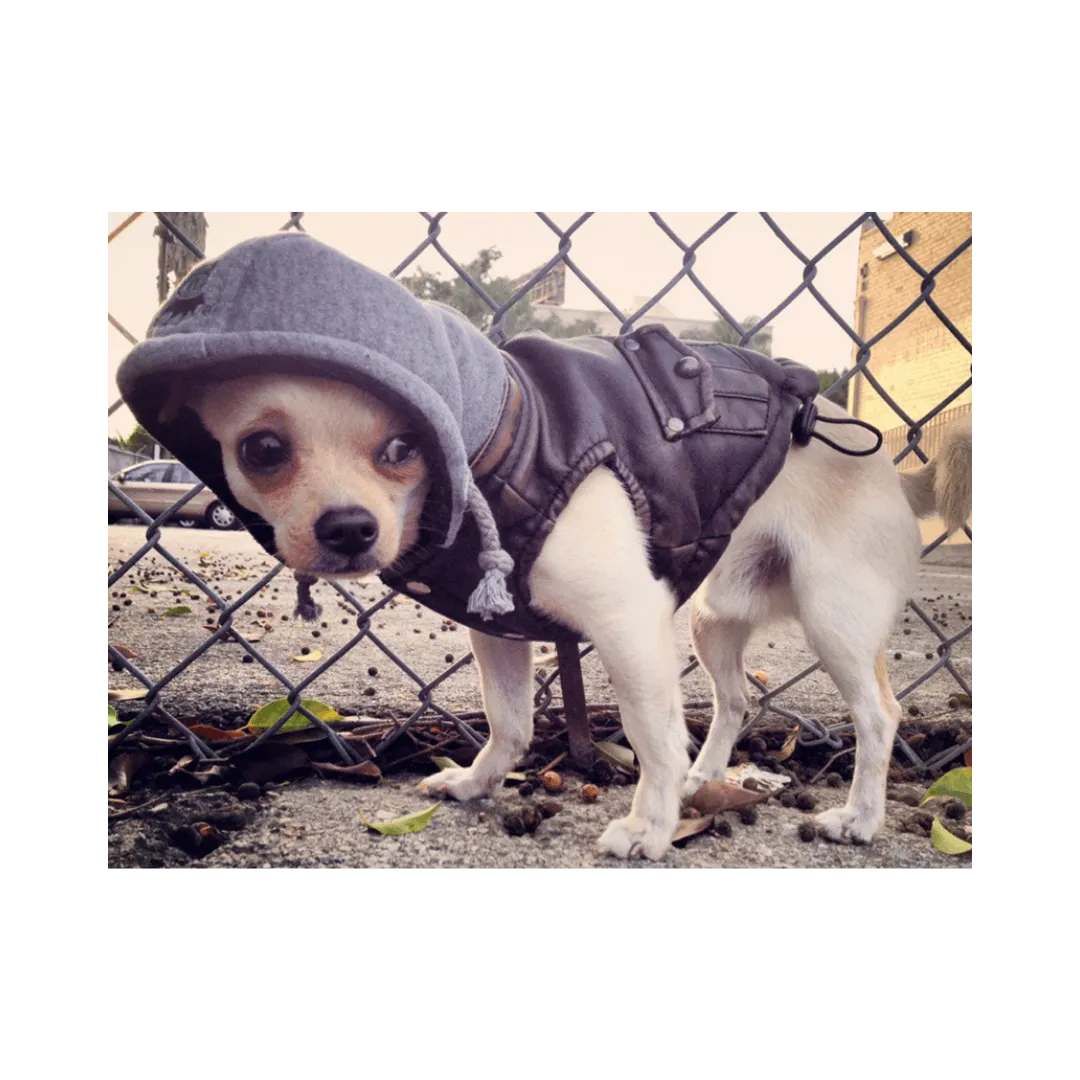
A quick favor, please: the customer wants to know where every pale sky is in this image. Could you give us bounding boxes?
[108,212,863,438]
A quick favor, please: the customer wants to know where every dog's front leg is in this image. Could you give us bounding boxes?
[529,468,689,861]
[418,631,533,801]
[585,596,687,860]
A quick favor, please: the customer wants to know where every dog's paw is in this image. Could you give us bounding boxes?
[417,767,497,802]
[596,815,673,861]
[815,806,881,845]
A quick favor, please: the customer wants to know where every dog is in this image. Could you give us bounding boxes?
[183,371,971,859]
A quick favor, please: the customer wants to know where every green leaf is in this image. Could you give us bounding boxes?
[431,756,459,771]
[108,705,121,728]
[248,697,341,734]
[163,605,192,616]
[922,767,972,809]
[931,818,972,855]
[594,741,636,771]
[360,804,439,835]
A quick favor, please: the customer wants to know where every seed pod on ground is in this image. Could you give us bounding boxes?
[503,813,526,837]
[540,771,563,793]
[738,806,758,826]
[795,791,816,811]
[798,822,817,842]
[538,799,561,819]
[521,807,542,834]
[581,784,600,802]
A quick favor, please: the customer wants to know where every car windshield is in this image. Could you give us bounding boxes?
[170,465,200,484]
[124,463,172,483]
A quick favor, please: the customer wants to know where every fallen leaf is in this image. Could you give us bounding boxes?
[767,727,799,762]
[921,767,972,809]
[672,814,716,845]
[163,606,192,617]
[431,756,459,771]
[248,697,341,734]
[108,705,121,728]
[689,781,769,816]
[231,742,312,785]
[113,644,140,660]
[312,761,382,784]
[168,755,195,775]
[108,752,148,795]
[188,724,250,741]
[360,804,439,835]
[290,647,323,663]
[930,817,972,855]
[505,772,528,783]
[593,741,636,771]
[725,762,791,793]
[107,688,148,703]
[964,747,972,768]
[752,670,769,685]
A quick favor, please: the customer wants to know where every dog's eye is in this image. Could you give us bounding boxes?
[238,431,291,472]
[380,434,421,466]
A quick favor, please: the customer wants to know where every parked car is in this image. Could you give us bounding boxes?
[108,461,238,529]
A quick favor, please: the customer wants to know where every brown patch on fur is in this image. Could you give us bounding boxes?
[875,649,901,722]
[746,540,789,591]
[235,409,299,498]
[373,451,426,487]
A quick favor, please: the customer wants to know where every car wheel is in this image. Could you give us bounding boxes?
[207,501,237,530]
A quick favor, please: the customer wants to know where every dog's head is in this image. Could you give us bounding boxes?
[178,373,431,578]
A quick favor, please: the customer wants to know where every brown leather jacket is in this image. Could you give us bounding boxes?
[381,324,820,642]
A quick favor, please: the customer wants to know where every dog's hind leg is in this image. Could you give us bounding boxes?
[682,530,793,799]
[530,468,689,860]
[418,632,533,801]
[797,577,903,843]
[681,602,753,800]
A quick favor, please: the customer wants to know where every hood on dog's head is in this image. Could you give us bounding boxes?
[115,233,517,620]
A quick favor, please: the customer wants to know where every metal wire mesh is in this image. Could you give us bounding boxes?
[108,212,971,773]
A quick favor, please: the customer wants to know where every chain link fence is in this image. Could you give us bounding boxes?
[108,212,972,775]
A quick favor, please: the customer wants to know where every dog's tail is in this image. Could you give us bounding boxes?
[898,417,972,535]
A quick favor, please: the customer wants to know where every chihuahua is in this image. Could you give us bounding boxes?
[186,371,971,859]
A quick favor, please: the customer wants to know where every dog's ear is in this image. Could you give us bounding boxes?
[158,379,201,424]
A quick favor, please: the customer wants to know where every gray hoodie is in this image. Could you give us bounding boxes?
[117,233,519,619]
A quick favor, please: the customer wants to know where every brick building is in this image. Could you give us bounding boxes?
[847,212,972,543]
[848,213,972,430]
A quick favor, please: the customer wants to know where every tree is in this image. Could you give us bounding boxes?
[398,248,600,340]
[679,315,773,356]
[155,213,207,302]
[114,424,157,456]
[817,368,849,407]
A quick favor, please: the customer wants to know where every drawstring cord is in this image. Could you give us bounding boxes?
[792,400,884,458]
[464,476,516,620]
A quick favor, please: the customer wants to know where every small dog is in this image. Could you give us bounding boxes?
[186,371,971,859]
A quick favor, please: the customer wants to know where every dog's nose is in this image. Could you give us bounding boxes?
[314,507,380,556]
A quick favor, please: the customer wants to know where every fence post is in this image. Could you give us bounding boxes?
[556,640,593,770]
